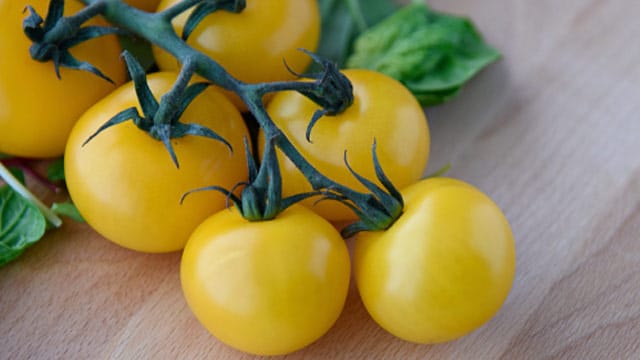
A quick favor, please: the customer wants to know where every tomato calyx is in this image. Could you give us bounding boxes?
[184,136,321,222]
[82,51,232,168]
[322,140,404,238]
[22,0,120,83]
[284,50,354,142]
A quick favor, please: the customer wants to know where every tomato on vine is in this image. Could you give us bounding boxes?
[65,71,250,253]
[181,204,351,356]
[0,0,126,158]
[353,178,516,344]
[262,69,430,222]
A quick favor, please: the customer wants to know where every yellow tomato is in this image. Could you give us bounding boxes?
[152,0,320,109]
[261,69,430,222]
[65,72,250,253]
[354,177,516,343]
[0,0,126,158]
[181,205,351,356]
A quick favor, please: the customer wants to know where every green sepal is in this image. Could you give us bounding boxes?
[180,138,252,211]
[254,136,324,218]
[305,109,330,143]
[260,137,281,219]
[123,51,159,117]
[244,137,258,181]
[82,107,142,147]
[291,50,354,142]
[52,48,116,83]
[173,82,210,119]
[83,51,232,168]
[182,0,246,40]
[180,184,244,210]
[370,139,403,206]
[21,0,63,40]
[182,136,321,222]
[325,141,404,238]
[23,1,120,83]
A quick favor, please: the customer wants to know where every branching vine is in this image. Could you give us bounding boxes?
[23,0,406,235]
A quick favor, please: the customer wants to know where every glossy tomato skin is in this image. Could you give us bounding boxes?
[181,205,351,356]
[153,0,320,109]
[65,72,250,253]
[354,178,516,344]
[0,0,126,158]
[262,69,430,222]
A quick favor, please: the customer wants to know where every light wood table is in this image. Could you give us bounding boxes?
[2,0,640,358]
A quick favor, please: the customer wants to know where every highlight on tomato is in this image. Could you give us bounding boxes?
[181,204,351,356]
[353,177,516,344]
[0,0,126,158]
[262,68,430,222]
[64,71,250,253]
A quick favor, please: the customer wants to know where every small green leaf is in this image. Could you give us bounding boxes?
[0,186,47,267]
[346,3,500,106]
[47,157,65,182]
[51,202,85,223]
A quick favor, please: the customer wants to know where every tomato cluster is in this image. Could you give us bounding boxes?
[3,0,515,356]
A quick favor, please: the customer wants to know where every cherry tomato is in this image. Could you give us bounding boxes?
[261,69,430,222]
[0,0,126,158]
[181,204,351,356]
[152,0,320,109]
[353,178,516,344]
[65,72,250,253]
[124,0,161,12]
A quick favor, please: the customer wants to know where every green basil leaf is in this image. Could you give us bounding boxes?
[315,0,399,68]
[51,202,85,223]
[0,186,47,267]
[346,2,500,106]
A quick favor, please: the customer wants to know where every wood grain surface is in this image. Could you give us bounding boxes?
[2,0,640,359]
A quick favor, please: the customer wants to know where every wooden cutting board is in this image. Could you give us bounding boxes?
[2,0,640,358]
